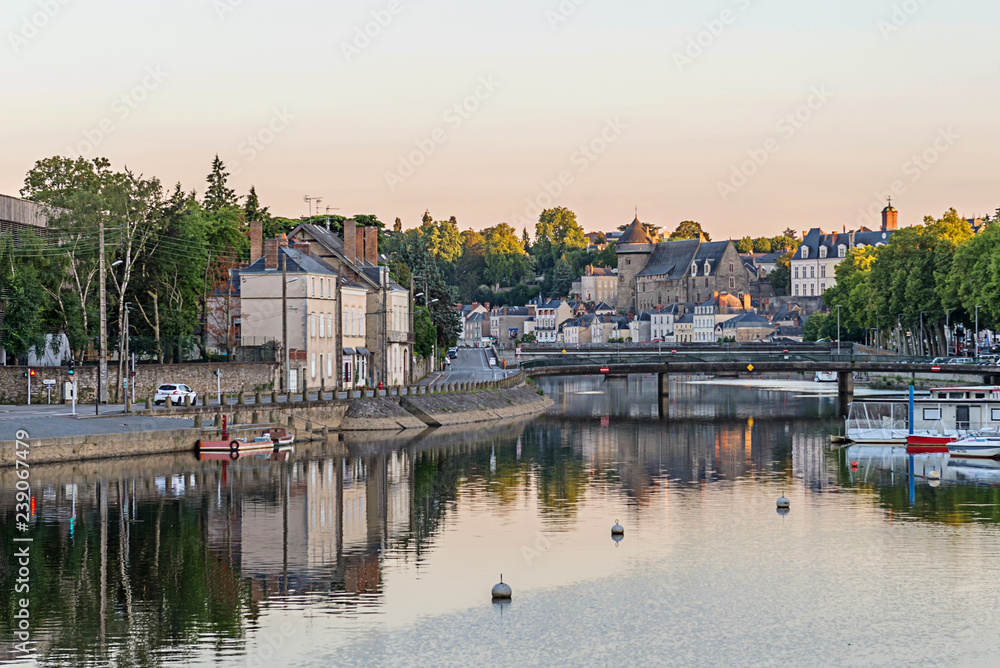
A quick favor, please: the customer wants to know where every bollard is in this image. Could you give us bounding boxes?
[347,388,355,400]
[194,416,202,428]
[288,415,295,427]
[165,396,173,409]
[184,395,192,407]
[238,392,246,405]
[145,396,152,410]
[271,391,278,404]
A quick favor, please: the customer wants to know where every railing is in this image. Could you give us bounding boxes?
[519,352,999,370]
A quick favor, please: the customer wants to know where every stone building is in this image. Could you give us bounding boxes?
[616,216,750,314]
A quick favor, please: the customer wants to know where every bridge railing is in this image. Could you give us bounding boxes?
[519,353,992,370]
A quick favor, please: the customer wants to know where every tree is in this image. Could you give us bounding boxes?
[671,220,710,241]
[414,306,436,358]
[770,235,796,252]
[533,207,586,274]
[752,237,772,253]
[455,230,487,302]
[594,242,617,268]
[484,223,532,287]
[394,217,402,233]
[203,155,238,211]
[243,186,270,225]
[782,228,798,241]
[550,259,574,298]
[735,236,754,253]
[0,235,47,360]
[419,214,462,263]
[803,313,828,342]
[769,249,795,294]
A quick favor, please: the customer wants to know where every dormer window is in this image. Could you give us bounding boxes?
[691,263,698,276]
[801,247,809,259]
[819,246,827,259]
[704,261,711,274]
[838,245,846,258]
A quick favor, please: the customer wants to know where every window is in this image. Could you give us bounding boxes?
[309,314,315,337]
[838,245,846,258]
[809,284,815,296]
[801,247,808,259]
[311,353,316,378]
[809,266,814,278]
[794,267,799,279]
[992,409,1000,421]
[820,265,826,278]
[327,314,333,338]
[704,262,711,274]
[729,278,735,289]
[820,282,826,292]
[319,314,325,338]
[327,355,333,378]
[704,278,709,287]
[691,263,697,276]
[819,246,827,259]
[311,278,315,297]
[320,280,324,298]
[729,263,734,273]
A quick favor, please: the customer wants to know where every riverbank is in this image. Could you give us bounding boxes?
[0,383,552,466]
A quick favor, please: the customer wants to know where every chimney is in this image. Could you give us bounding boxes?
[364,226,378,266]
[250,221,263,264]
[298,241,310,256]
[743,293,751,311]
[344,218,357,263]
[849,231,855,247]
[278,233,288,249]
[713,290,719,301]
[264,239,279,270]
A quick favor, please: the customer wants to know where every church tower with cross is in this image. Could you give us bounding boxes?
[881,196,898,232]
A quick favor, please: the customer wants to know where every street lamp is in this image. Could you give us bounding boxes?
[975,305,981,359]
[945,308,955,356]
[919,311,927,358]
[876,315,888,359]
[897,313,903,355]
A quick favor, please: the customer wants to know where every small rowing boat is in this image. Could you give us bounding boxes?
[263,427,294,446]
[948,436,1000,459]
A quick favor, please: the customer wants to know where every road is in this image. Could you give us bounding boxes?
[420,347,516,386]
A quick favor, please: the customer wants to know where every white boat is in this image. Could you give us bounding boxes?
[948,435,1000,459]
[846,386,1000,444]
[814,371,838,382]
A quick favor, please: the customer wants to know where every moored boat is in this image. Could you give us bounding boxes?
[263,427,294,446]
[198,435,274,454]
[948,436,1000,459]
[905,434,953,454]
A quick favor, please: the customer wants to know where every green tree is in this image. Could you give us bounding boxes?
[203,155,238,211]
[484,223,532,287]
[735,236,754,253]
[752,237,772,252]
[243,185,270,225]
[414,306,436,358]
[803,313,828,342]
[594,242,617,268]
[533,207,586,274]
[770,235,796,252]
[550,259,574,298]
[0,239,47,359]
[671,220,710,241]
[456,230,487,302]
[769,249,795,294]
[419,214,462,262]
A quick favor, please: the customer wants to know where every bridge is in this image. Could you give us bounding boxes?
[519,350,1000,397]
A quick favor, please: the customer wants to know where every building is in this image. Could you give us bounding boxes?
[535,300,574,343]
[572,266,618,304]
[650,303,687,342]
[693,292,749,342]
[674,313,695,342]
[464,311,490,345]
[562,315,596,345]
[715,313,775,342]
[490,306,531,346]
[240,238,340,391]
[616,216,750,313]
[629,311,652,343]
[284,219,414,388]
[457,303,489,344]
[1,194,55,364]
[790,205,897,298]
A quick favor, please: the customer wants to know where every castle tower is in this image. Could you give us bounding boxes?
[615,215,654,312]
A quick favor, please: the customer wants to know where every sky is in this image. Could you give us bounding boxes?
[2,0,999,238]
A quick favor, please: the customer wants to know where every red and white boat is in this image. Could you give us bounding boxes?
[198,445,294,462]
[948,436,1000,459]
[263,427,294,446]
[197,434,274,455]
[905,434,954,454]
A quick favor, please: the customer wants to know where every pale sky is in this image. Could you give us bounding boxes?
[3,0,999,238]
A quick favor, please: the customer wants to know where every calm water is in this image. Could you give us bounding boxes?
[4,376,1000,667]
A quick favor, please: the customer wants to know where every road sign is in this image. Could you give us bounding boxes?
[931,366,940,371]
[600,367,610,373]
[747,364,755,372]
[42,379,56,386]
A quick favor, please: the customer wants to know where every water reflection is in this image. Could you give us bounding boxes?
[3,377,1000,666]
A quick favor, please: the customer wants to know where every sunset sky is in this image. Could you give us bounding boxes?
[3,0,999,237]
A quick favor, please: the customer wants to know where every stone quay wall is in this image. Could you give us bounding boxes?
[0,363,280,405]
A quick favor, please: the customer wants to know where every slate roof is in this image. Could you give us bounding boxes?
[691,241,731,276]
[242,247,338,276]
[618,217,654,245]
[595,301,615,311]
[294,223,378,268]
[676,313,694,324]
[795,227,893,259]
[636,238,701,278]
[467,312,487,323]
[717,313,773,329]
[494,306,529,316]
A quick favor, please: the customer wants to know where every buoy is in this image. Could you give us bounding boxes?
[491,575,512,600]
[776,495,790,509]
[927,470,940,480]
[611,520,624,536]
[776,507,790,517]
[851,460,858,468]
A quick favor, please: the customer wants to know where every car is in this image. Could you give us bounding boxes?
[931,357,950,365]
[448,347,458,359]
[948,358,976,365]
[155,383,198,405]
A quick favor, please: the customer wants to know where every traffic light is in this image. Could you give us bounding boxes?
[23,369,34,378]
[68,359,75,376]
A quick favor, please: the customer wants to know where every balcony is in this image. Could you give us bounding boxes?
[389,330,416,344]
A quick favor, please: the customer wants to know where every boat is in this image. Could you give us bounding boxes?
[198,444,294,462]
[905,434,953,454]
[846,386,1000,444]
[263,427,294,446]
[948,436,1000,459]
[197,434,274,454]
[814,371,838,382]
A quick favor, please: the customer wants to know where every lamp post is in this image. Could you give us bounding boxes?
[945,308,955,357]
[835,305,841,355]
[896,313,903,355]
[919,311,927,358]
[876,315,888,360]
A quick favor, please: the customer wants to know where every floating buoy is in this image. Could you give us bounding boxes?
[776,496,790,509]
[777,507,790,517]
[927,470,941,480]
[851,460,858,469]
[611,520,624,536]
[491,575,512,600]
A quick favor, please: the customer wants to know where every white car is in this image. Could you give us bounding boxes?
[155,383,197,405]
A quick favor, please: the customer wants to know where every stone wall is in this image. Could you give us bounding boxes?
[0,362,280,405]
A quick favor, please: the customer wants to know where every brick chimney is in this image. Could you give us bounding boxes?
[364,226,378,266]
[356,228,365,265]
[264,239,279,270]
[278,233,288,249]
[344,219,356,263]
[250,220,263,264]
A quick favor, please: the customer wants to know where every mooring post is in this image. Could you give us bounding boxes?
[658,372,669,397]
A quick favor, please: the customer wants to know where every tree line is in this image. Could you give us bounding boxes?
[804,208,1000,355]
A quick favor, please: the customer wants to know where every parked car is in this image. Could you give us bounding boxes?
[948,358,976,365]
[931,357,950,365]
[448,347,458,359]
[155,383,198,405]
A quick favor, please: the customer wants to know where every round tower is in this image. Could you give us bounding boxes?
[615,215,654,312]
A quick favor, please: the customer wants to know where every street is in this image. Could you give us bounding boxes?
[420,347,517,386]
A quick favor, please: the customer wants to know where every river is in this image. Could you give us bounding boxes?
[3,375,1000,666]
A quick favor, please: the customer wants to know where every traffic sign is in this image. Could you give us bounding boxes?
[600,367,610,373]
[747,364,755,372]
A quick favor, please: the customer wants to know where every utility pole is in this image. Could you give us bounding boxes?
[835,305,841,355]
[282,254,289,392]
[975,305,981,359]
[98,218,108,403]
[945,308,954,357]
